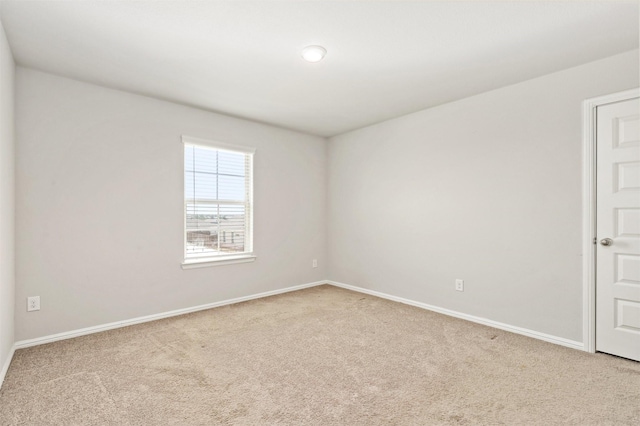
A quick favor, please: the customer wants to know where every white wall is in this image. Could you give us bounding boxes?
[328,50,639,343]
[15,68,326,341]
[0,16,15,374]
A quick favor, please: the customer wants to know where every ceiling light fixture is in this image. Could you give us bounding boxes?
[301,45,327,63]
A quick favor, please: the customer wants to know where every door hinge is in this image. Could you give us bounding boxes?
[593,237,597,244]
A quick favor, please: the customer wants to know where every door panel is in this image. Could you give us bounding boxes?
[596,97,640,361]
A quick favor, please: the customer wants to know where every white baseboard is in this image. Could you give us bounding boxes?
[10,278,585,362]
[327,280,585,351]
[0,344,16,389]
[14,280,327,350]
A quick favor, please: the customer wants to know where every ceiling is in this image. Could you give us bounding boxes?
[0,1,638,137]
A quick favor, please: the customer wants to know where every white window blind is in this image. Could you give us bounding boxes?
[183,137,253,262]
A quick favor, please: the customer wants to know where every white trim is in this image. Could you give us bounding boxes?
[182,135,256,154]
[0,345,16,389]
[7,277,593,374]
[581,88,640,354]
[328,280,584,351]
[582,96,597,353]
[14,280,326,350]
[181,254,256,269]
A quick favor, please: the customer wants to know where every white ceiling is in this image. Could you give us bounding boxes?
[1,1,638,137]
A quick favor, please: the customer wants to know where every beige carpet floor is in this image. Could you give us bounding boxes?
[1,284,639,425]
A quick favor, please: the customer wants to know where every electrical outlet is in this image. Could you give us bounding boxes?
[312,259,318,268]
[27,296,40,312]
[455,279,464,292]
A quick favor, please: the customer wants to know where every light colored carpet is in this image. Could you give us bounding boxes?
[1,284,639,425]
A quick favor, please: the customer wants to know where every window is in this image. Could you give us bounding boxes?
[182,136,255,268]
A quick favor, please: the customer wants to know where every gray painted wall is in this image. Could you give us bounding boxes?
[327,50,639,343]
[10,48,640,347]
[15,68,326,341]
[0,15,15,373]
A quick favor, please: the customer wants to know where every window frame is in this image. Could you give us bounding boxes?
[181,135,256,269]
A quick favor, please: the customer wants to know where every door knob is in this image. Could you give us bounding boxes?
[600,238,613,246]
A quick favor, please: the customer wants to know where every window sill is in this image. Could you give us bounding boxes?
[181,254,256,269]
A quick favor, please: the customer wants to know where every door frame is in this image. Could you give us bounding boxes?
[582,88,639,353]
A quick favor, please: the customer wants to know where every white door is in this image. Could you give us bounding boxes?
[596,97,640,361]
